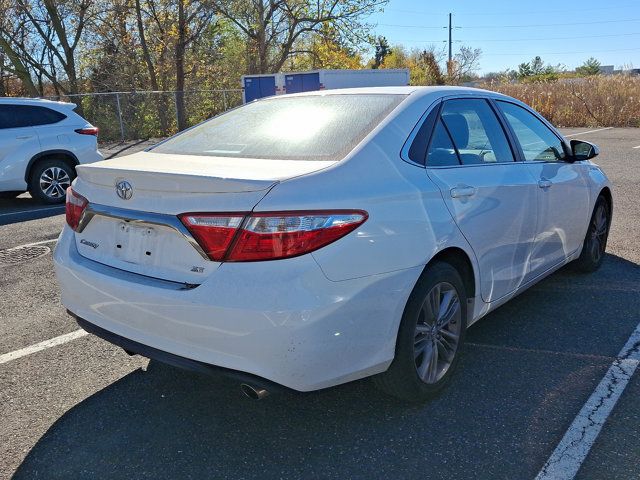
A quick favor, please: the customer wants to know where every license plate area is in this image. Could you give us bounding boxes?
[114,222,157,265]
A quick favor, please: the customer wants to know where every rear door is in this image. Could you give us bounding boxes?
[495,100,590,279]
[424,98,539,303]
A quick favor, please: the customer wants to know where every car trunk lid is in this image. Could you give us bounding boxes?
[72,151,334,283]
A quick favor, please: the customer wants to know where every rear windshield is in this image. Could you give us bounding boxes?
[151,94,405,161]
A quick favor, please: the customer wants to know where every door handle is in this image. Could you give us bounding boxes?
[16,135,33,140]
[450,185,477,198]
[538,179,553,189]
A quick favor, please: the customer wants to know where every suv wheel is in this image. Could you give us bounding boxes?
[29,159,75,204]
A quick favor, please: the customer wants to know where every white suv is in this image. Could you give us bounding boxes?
[0,98,103,203]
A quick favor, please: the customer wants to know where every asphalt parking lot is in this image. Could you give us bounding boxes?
[1,128,639,479]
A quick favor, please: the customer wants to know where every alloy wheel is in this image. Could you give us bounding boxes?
[589,202,608,263]
[414,282,462,384]
[39,166,71,199]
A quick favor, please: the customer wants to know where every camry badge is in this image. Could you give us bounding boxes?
[80,239,99,249]
[115,180,133,200]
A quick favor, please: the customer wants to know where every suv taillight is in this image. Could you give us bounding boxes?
[74,126,99,136]
[179,210,367,262]
[66,187,88,231]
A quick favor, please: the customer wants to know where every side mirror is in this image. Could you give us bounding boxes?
[570,139,599,161]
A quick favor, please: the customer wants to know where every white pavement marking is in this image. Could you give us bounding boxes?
[0,205,64,217]
[564,127,613,138]
[535,322,640,480]
[0,329,89,365]
[633,145,640,149]
[13,238,58,248]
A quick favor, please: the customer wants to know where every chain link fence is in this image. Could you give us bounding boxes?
[43,89,243,143]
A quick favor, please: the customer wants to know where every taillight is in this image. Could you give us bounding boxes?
[178,214,246,261]
[179,210,367,262]
[65,187,88,231]
[74,126,99,136]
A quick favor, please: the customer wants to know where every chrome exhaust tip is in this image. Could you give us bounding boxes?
[240,383,269,400]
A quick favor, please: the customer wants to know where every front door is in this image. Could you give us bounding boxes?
[495,100,591,279]
[425,98,538,303]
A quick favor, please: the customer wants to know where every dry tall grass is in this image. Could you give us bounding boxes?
[481,75,640,127]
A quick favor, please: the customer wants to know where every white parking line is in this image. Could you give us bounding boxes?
[0,329,88,365]
[15,238,58,248]
[633,145,640,149]
[535,321,640,480]
[0,205,64,217]
[564,127,613,138]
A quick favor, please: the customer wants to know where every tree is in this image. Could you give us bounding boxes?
[286,25,363,70]
[518,62,533,78]
[132,0,215,131]
[576,57,601,76]
[416,48,444,85]
[448,46,481,83]
[174,0,215,130]
[212,0,385,74]
[377,44,408,69]
[530,55,545,75]
[372,35,390,69]
[0,34,38,95]
[0,0,95,96]
[517,56,561,81]
[374,44,446,86]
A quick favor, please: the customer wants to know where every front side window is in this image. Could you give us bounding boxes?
[0,105,66,129]
[497,101,566,162]
[152,94,405,161]
[440,99,514,165]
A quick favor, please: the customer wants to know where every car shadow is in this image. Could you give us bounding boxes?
[11,254,640,480]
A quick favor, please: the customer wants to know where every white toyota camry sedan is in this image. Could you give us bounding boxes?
[54,87,612,401]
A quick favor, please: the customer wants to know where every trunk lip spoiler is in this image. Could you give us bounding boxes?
[76,203,210,260]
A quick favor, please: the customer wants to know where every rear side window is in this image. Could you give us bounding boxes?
[497,101,566,162]
[0,105,66,129]
[426,119,459,166]
[151,94,406,161]
[408,106,439,164]
[440,99,514,165]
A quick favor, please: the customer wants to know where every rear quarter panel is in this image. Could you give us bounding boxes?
[37,120,102,165]
[253,92,478,283]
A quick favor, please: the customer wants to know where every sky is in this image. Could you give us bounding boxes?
[367,0,640,74]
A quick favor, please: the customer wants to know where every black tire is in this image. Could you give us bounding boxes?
[28,158,75,204]
[373,261,468,402]
[573,195,611,273]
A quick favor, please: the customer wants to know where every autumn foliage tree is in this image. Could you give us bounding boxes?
[212,0,384,74]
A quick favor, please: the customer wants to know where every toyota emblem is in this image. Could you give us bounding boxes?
[115,180,133,200]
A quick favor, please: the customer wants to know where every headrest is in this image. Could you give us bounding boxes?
[442,113,469,149]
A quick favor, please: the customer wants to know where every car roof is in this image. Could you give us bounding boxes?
[0,97,76,110]
[278,85,506,98]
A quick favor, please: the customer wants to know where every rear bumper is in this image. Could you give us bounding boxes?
[70,310,290,393]
[54,226,421,391]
